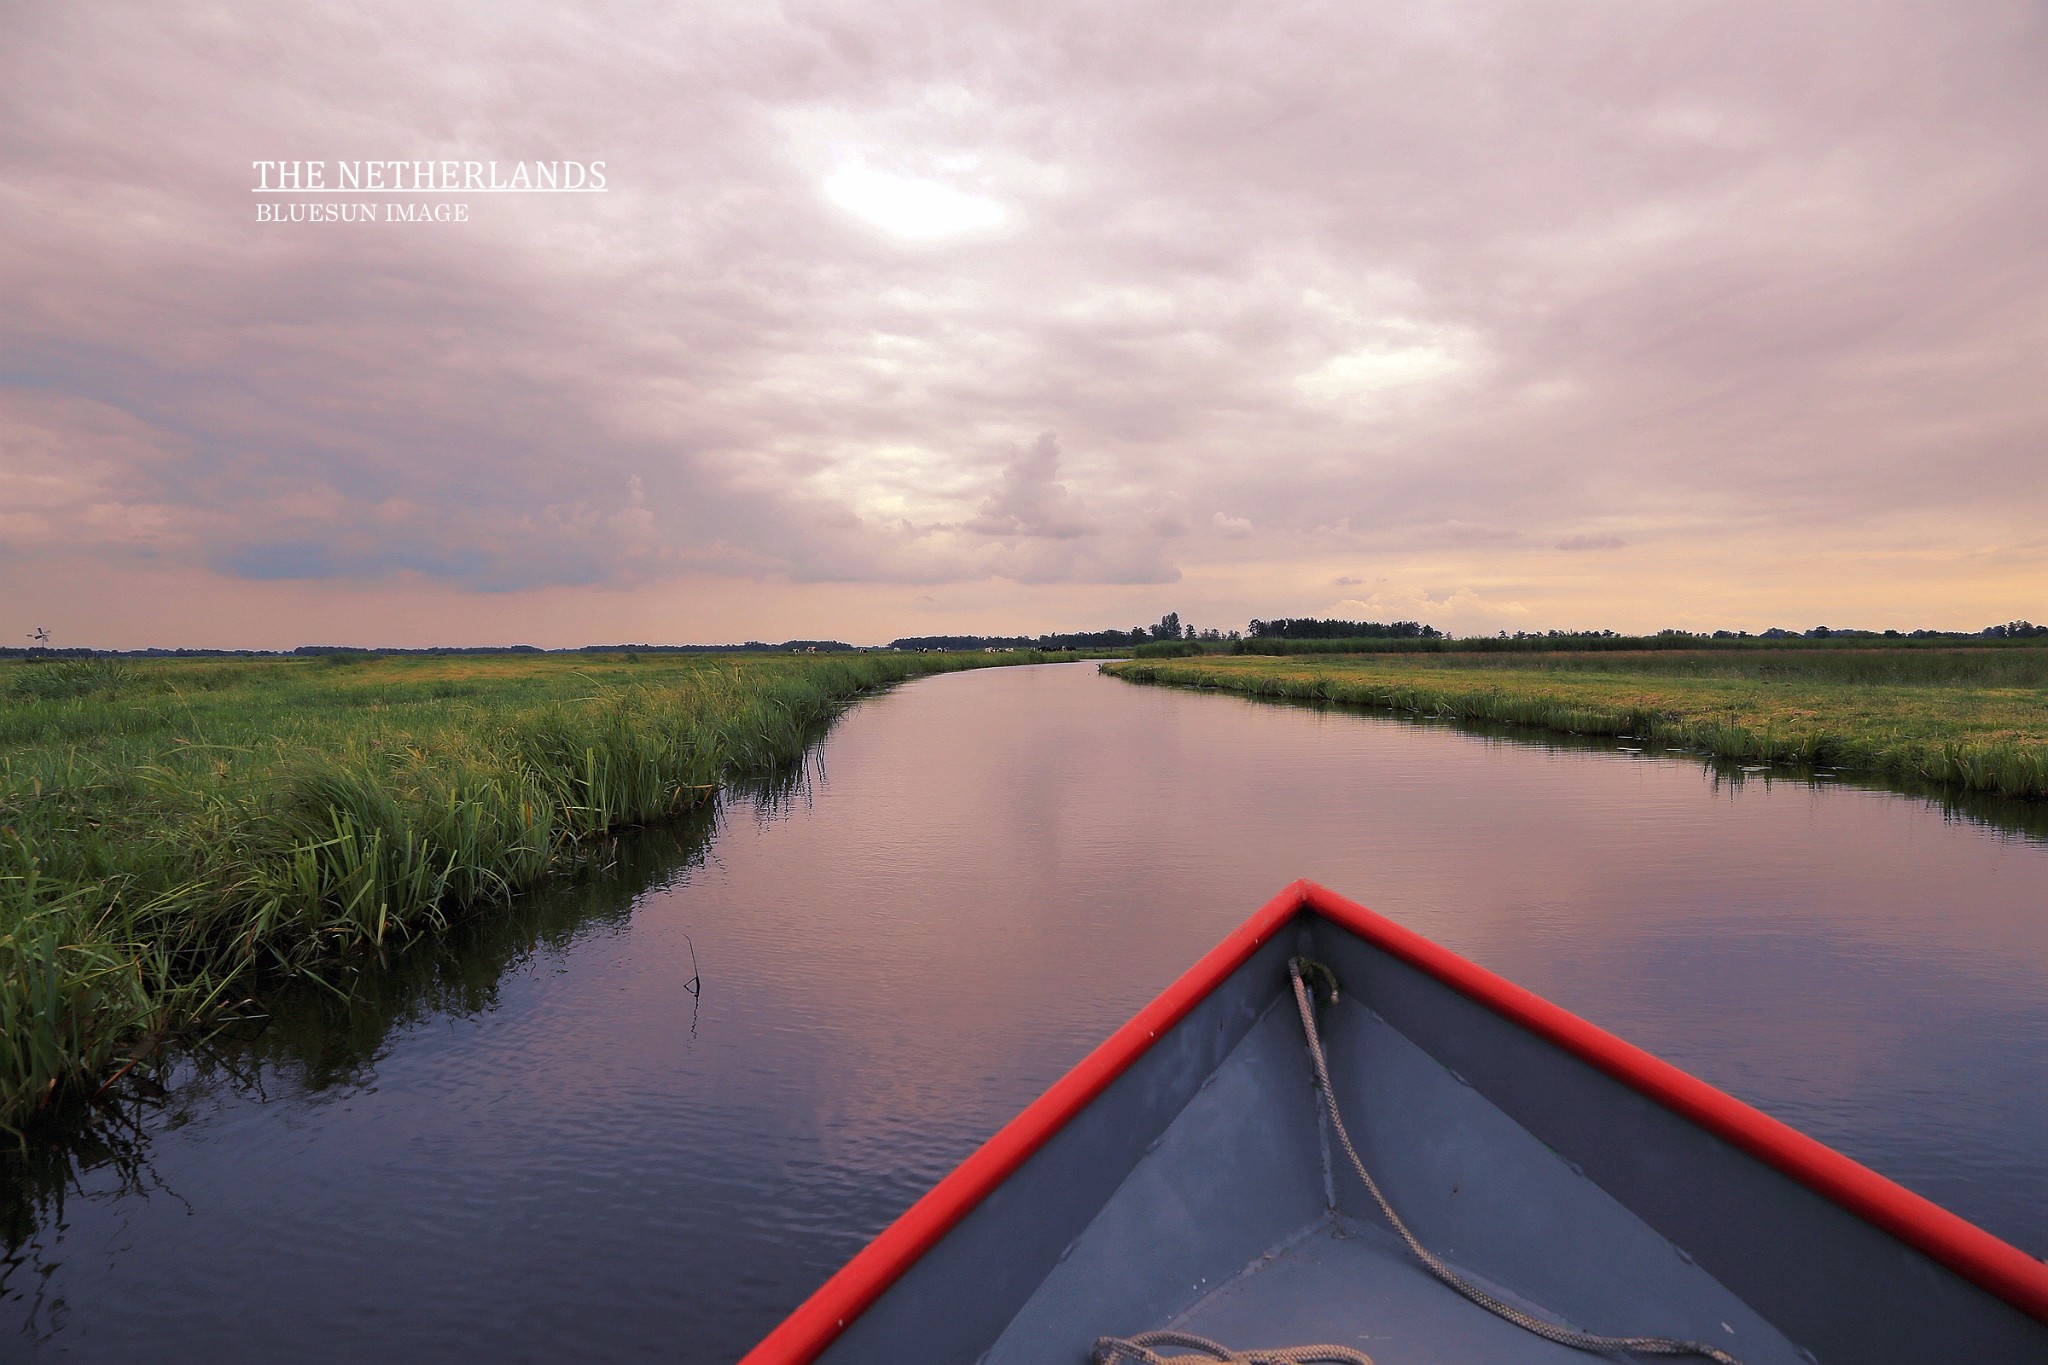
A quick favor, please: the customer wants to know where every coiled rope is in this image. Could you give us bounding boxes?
[1091,958,1741,1365]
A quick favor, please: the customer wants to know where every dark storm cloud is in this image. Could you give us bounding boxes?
[2,0,2043,615]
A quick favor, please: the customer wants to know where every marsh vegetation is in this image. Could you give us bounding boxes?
[0,649,1031,1131]
[1106,646,2048,800]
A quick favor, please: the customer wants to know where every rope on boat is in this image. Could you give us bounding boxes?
[1093,959,1743,1365]
[1283,956,1741,1365]
[1092,1330,1370,1364]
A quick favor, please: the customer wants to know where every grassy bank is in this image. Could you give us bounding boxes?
[0,650,1028,1131]
[1104,648,2048,799]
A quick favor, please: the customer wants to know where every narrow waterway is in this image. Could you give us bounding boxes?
[6,662,2045,1362]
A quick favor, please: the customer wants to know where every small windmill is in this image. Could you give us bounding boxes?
[27,627,49,645]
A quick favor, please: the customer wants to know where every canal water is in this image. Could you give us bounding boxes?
[5,662,2045,1361]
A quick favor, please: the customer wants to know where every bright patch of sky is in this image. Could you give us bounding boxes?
[1294,328,1484,409]
[823,165,1009,240]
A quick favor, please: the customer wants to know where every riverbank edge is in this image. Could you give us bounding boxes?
[1102,658,2048,800]
[2,652,1038,1135]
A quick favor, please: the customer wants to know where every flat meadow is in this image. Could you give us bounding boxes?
[1107,644,2048,799]
[0,649,1026,1131]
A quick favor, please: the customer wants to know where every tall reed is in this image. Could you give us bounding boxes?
[0,650,1031,1131]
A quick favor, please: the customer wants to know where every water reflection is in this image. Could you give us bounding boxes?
[3,664,2044,1363]
[1,782,750,1340]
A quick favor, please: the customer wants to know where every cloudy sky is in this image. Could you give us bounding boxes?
[3,1,2043,647]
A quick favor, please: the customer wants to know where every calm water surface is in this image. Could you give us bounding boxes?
[6,662,2046,1361]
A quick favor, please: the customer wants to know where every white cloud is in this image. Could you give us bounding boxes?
[1335,582,1535,634]
[1212,511,1254,537]
[1293,328,1484,409]
[824,165,1009,241]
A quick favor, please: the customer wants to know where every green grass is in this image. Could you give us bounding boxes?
[0,649,1031,1132]
[1105,648,2048,799]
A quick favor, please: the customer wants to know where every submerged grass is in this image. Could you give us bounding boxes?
[1105,648,2048,800]
[0,650,1030,1131]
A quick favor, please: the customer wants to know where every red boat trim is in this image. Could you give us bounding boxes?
[1297,880,2048,1325]
[737,880,1311,1365]
[744,881,2048,1364]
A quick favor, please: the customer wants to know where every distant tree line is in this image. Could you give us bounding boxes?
[1247,617,1441,640]
[8,615,2040,660]
[890,629,1138,651]
[1657,623,2044,641]
[891,613,1248,652]
[0,642,862,660]
[300,641,858,655]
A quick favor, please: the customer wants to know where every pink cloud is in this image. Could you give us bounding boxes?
[2,1,2043,643]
